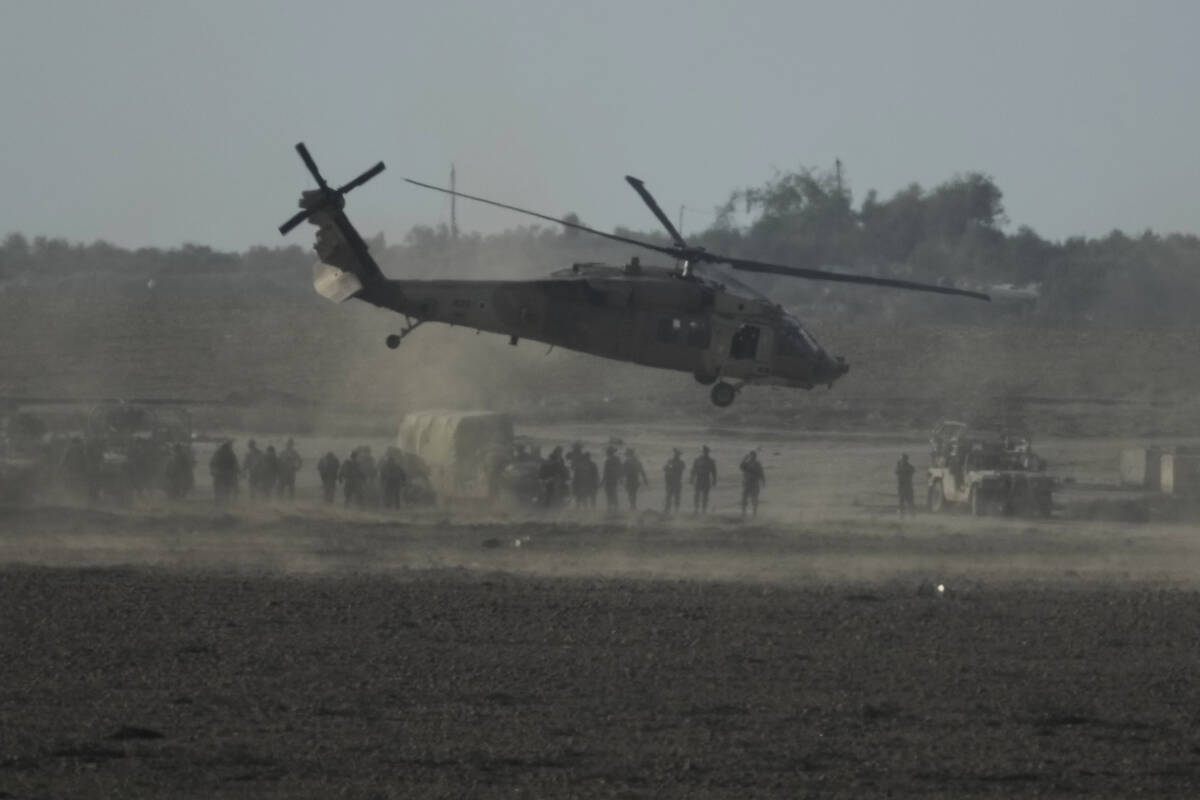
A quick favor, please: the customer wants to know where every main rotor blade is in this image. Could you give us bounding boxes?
[403,178,682,260]
[624,175,687,249]
[724,257,992,301]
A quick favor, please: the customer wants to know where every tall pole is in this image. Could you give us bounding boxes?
[450,163,458,242]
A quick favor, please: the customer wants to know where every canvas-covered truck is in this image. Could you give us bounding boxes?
[396,411,514,502]
[926,421,1055,517]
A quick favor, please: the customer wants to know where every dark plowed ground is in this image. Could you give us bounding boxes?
[4,566,1200,798]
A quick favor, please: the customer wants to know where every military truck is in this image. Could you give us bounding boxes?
[396,411,514,502]
[926,421,1054,517]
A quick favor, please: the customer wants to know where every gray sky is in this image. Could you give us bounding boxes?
[2,0,1198,250]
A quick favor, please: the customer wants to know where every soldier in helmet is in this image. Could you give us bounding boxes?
[317,451,340,504]
[601,446,623,512]
[662,448,685,514]
[622,447,649,510]
[277,438,303,500]
[690,445,718,514]
[243,439,263,499]
[895,453,916,515]
[209,440,240,505]
[739,449,766,517]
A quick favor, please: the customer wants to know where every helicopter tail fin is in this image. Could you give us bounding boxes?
[302,190,386,303]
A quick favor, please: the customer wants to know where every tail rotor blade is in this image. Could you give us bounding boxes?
[295,142,328,189]
[338,161,386,195]
[278,207,316,236]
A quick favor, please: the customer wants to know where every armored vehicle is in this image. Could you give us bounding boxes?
[83,404,194,501]
[926,421,1054,517]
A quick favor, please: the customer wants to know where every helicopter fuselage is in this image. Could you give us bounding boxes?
[356,261,850,391]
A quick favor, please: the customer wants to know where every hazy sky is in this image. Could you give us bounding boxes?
[3,0,1198,250]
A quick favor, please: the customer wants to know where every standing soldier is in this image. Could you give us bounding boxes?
[622,447,649,510]
[255,445,280,500]
[209,440,240,506]
[317,451,340,504]
[164,443,196,500]
[601,446,623,512]
[690,445,718,514]
[579,451,600,508]
[739,450,766,517]
[277,438,303,500]
[243,440,263,500]
[356,446,379,507]
[896,453,916,515]
[339,452,363,508]
[662,448,685,514]
[379,450,408,509]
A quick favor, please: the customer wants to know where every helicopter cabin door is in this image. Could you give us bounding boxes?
[727,322,774,378]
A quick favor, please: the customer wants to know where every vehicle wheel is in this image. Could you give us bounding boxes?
[710,382,736,407]
[927,481,944,512]
[694,371,718,386]
[969,487,983,516]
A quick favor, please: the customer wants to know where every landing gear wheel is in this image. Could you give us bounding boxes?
[710,381,736,407]
[385,334,402,349]
[694,371,718,386]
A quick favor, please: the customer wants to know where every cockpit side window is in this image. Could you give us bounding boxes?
[685,319,711,349]
[775,323,817,358]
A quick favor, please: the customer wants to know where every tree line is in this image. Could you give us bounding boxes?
[3,166,1199,325]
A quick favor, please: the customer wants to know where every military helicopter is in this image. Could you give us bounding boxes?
[278,143,988,407]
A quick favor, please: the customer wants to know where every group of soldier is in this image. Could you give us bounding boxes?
[209,439,411,509]
[315,446,408,509]
[208,438,303,505]
[533,442,767,516]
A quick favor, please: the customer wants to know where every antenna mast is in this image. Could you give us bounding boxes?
[450,163,458,242]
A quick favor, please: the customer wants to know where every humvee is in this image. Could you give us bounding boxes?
[926,421,1054,516]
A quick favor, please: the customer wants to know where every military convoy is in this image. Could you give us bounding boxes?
[926,421,1055,517]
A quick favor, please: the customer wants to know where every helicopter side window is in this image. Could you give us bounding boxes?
[685,319,711,349]
[730,325,760,359]
[657,317,681,344]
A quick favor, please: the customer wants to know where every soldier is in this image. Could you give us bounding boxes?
[896,453,916,515]
[622,447,649,510]
[209,440,239,505]
[254,445,280,500]
[601,446,623,512]
[277,438,303,499]
[539,445,569,507]
[339,453,363,507]
[243,439,263,499]
[662,448,685,514]
[379,451,408,509]
[164,443,196,500]
[578,451,599,508]
[690,445,718,514]
[739,450,766,517]
[355,446,379,507]
[317,451,340,504]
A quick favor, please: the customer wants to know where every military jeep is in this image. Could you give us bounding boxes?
[926,421,1054,517]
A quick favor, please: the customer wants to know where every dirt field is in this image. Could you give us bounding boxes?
[4,503,1200,798]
